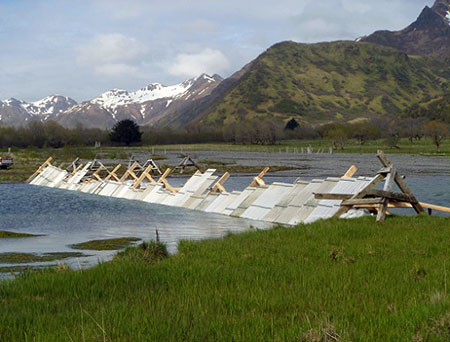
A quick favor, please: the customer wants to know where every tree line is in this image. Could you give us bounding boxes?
[0,116,448,151]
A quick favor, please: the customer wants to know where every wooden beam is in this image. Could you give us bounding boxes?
[211,172,230,193]
[70,163,84,175]
[377,150,424,214]
[133,164,155,189]
[342,165,358,178]
[249,167,269,187]
[92,165,105,181]
[27,157,53,183]
[349,201,450,214]
[103,164,122,182]
[366,190,417,203]
[119,161,139,182]
[158,168,171,183]
[333,173,385,218]
[314,193,353,200]
[160,179,179,193]
[376,166,396,222]
[343,198,385,206]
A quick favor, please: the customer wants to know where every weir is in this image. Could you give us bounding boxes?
[27,151,450,225]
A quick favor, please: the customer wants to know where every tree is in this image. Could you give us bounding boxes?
[110,119,142,146]
[326,127,349,150]
[285,118,299,131]
[351,123,381,145]
[423,120,448,152]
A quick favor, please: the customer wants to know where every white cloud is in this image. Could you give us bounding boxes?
[77,33,147,76]
[168,48,231,78]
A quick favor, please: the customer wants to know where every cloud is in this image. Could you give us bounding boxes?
[77,33,147,76]
[168,48,231,78]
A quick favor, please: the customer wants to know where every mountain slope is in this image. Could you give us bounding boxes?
[360,0,450,57]
[167,41,447,128]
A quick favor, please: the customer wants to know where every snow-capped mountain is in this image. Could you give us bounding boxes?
[0,95,77,127]
[0,74,223,129]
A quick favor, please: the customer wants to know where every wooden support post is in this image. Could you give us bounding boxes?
[342,165,358,178]
[376,167,396,222]
[249,167,269,187]
[160,179,179,193]
[333,173,385,218]
[119,161,139,182]
[27,157,53,183]
[158,168,171,183]
[133,164,155,189]
[103,164,122,182]
[92,165,105,181]
[211,172,230,193]
[377,150,424,214]
[70,163,84,175]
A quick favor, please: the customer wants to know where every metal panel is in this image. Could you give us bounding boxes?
[241,183,294,221]
[263,182,309,222]
[231,186,267,218]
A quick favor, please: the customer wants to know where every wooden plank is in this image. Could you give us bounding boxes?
[421,202,450,214]
[249,167,269,187]
[211,172,230,193]
[119,161,139,182]
[333,173,385,218]
[133,164,155,189]
[377,150,424,214]
[343,198,385,206]
[103,164,122,182]
[158,168,171,183]
[160,179,179,193]
[352,201,450,214]
[314,193,353,200]
[342,165,358,178]
[376,167,395,222]
[27,157,53,183]
[92,165,105,181]
[366,190,417,203]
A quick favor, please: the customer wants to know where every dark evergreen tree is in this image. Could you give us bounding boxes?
[110,119,142,146]
[285,118,299,131]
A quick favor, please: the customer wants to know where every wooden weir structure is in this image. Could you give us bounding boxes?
[27,151,449,225]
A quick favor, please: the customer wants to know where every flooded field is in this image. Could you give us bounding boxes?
[1,152,449,275]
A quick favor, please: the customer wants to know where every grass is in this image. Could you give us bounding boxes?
[0,252,85,264]
[1,216,450,341]
[1,138,448,183]
[0,231,40,238]
[70,237,141,251]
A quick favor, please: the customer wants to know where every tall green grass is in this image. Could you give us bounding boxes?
[1,216,450,341]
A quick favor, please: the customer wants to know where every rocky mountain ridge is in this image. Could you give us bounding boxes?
[360,0,450,57]
[0,74,223,129]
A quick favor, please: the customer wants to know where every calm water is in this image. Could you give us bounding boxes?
[0,175,449,272]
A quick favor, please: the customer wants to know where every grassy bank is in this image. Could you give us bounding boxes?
[1,216,450,341]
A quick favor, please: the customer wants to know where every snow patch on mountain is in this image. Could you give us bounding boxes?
[91,74,219,111]
[93,80,193,110]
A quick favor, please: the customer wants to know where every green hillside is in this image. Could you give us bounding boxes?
[195,41,448,127]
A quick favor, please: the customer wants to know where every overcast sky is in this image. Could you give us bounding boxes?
[0,0,434,102]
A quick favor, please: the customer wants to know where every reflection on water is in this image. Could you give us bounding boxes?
[0,175,448,272]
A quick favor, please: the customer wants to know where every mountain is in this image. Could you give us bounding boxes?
[55,74,222,129]
[0,96,77,127]
[163,41,448,128]
[0,74,223,129]
[360,0,450,57]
